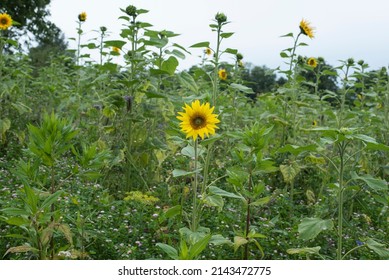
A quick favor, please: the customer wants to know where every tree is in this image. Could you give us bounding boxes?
[1,0,65,49]
[242,64,278,96]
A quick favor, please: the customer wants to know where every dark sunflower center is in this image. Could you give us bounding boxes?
[1,18,8,25]
[191,116,206,129]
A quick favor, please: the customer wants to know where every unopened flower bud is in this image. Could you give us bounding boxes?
[215,12,227,24]
[126,5,137,17]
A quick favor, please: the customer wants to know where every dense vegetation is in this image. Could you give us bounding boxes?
[0,5,388,260]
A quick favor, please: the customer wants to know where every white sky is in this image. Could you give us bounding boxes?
[49,0,389,71]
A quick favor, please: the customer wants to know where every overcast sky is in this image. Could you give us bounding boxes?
[50,0,389,71]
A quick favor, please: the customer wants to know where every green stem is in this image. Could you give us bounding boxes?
[191,139,199,231]
[76,22,82,65]
[337,142,346,260]
[212,25,222,107]
[342,245,365,260]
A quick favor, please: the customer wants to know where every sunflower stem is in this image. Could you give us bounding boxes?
[191,139,199,232]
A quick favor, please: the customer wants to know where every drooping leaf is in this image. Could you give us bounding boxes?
[365,238,389,258]
[280,162,301,183]
[208,186,243,199]
[351,172,388,191]
[298,218,334,240]
[189,41,210,48]
[287,246,321,255]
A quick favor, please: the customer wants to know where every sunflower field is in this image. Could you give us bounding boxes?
[1,5,389,260]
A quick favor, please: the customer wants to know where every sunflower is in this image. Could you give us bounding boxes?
[78,12,87,22]
[112,46,120,54]
[0,13,12,30]
[307,57,317,68]
[218,69,227,80]
[177,100,220,140]
[299,19,315,39]
[312,120,318,126]
[205,48,212,56]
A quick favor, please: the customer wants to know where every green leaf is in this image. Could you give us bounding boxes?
[104,40,127,49]
[188,234,211,259]
[172,169,196,177]
[224,48,237,55]
[234,236,248,252]
[287,246,321,255]
[352,134,378,144]
[280,32,294,38]
[229,83,254,94]
[1,207,28,216]
[208,186,243,199]
[203,195,224,211]
[178,71,199,93]
[350,172,388,191]
[164,205,182,219]
[250,196,271,207]
[280,52,289,58]
[365,238,389,258]
[220,32,234,39]
[40,190,63,210]
[210,234,233,246]
[280,162,301,183]
[156,243,178,260]
[189,41,210,48]
[298,218,334,240]
[277,144,317,155]
[161,56,179,76]
[4,216,29,226]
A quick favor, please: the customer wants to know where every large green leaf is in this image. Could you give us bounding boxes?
[188,234,211,259]
[208,186,243,199]
[287,246,321,255]
[161,56,179,76]
[365,238,389,258]
[280,161,301,183]
[351,172,388,191]
[156,243,178,260]
[298,218,333,240]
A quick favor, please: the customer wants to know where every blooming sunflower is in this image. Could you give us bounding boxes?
[177,100,220,140]
[78,12,87,22]
[0,13,12,30]
[218,69,227,80]
[205,48,212,56]
[299,19,315,39]
[112,46,120,54]
[312,120,318,126]
[307,57,317,68]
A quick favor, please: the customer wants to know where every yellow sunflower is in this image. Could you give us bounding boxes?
[307,57,317,68]
[312,120,318,126]
[112,46,120,54]
[205,48,212,56]
[299,19,315,39]
[0,13,12,30]
[78,12,87,22]
[218,69,227,80]
[177,100,220,140]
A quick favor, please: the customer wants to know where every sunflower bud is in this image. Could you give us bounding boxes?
[78,12,87,22]
[215,12,227,24]
[236,53,243,61]
[126,5,137,17]
[347,58,355,67]
[100,26,107,32]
